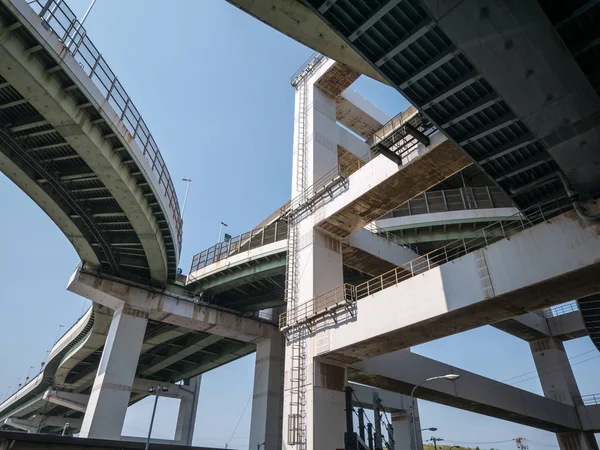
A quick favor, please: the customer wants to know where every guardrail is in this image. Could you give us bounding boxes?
[189,220,288,274]
[280,195,571,330]
[27,0,182,250]
[543,301,579,319]
[290,52,327,87]
[380,186,514,219]
[574,393,600,406]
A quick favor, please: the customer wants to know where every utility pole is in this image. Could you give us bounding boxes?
[515,437,529,450]
[430,436,444,450]
[373,392,383,450]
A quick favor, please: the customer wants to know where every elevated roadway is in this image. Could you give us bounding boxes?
[227,0,600,214]
[0,0,182,284]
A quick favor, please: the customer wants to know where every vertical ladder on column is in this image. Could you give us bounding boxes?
[286,77,309,449]
[295,80,309,202]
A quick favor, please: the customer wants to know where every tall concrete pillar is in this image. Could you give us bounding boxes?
[175,375,201,446]
[530,338,598,450]
[392,403,423,450]
[79,304,148,440]
[283,59,347,449]
[249,334,285,450]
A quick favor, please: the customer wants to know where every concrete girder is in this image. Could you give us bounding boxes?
[138,334,224,377]
[4,416,82,433]
[175,343,256,380]
[349,350,582,432]
[320,202,600,362]
[318,134,471,238]
[492,312,552,342]
[194,257,286,294]
[0,1,177,282]
[67,268,277,343]
[376,207,520,232]
[343,228,417,277]
[336,89,389,139]
[43,391,88,413]
[225,0,386,84]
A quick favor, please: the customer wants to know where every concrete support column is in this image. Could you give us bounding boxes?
[530,338,598,450]
[308,361,347,450]
[79,304,148,440]
[250,334,285,450]
[174,376,201,446]
[283,62,347,449]
[392,406,423,450]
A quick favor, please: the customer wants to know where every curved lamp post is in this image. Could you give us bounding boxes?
[410,374,460,450]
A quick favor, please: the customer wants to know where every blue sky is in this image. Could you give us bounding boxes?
[0,0,599,449]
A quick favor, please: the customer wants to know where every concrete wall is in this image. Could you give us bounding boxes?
[318,207,600,360]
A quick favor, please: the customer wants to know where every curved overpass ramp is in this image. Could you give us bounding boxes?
[0,0,181,283]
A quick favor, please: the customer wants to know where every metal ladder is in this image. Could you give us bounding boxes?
[285,77,310,449]
[295,80,309,202]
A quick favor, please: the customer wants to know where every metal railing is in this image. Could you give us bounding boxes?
[27,0,182,249]
[574,393,600,406]
[290,52,327,87]
[380,186,514,219]
[543,301,579,319]
[353,196,569,301]
[279,284,355,329]
[189,220,288,274]
[280,195,571,330]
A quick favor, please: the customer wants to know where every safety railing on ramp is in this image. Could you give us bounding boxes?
[575,393,600,406]
[188,220,288,275]
[26,0,182,248]
[280,195,571,331]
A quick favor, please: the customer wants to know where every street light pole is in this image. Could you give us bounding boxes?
[410,374,459,450]
[218,221,228,242]
[145,385,167,450]
[181,178,192,219]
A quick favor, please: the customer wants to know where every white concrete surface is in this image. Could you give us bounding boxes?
[322,206,600,355]
[67,268,276,343]
[352,350,581,431]
[187,239,287,284]
[79,305,148,439]
[174,376,201,446]
[376,207,520,231]
[249,335,285,450]
[347,227,418,266]
[338,124,370,159]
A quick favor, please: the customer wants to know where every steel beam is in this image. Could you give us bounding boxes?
[399,47,459,90]
[495,153,554,182]
[422,72,482,110]
[375,19,434,67]
[459,115,516,147]
[348,0,404,42]
[479,134,535,164]
[440,93,499,128]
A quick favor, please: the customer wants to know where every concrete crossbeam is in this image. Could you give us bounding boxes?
[336,89,389,139]
[343,228,417,276]
[317,134,471,238]
[350,350,582,432]
[67,268,277,343]
[43,391,88,413]
[492,312,551,341]
[320,203,600,361]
